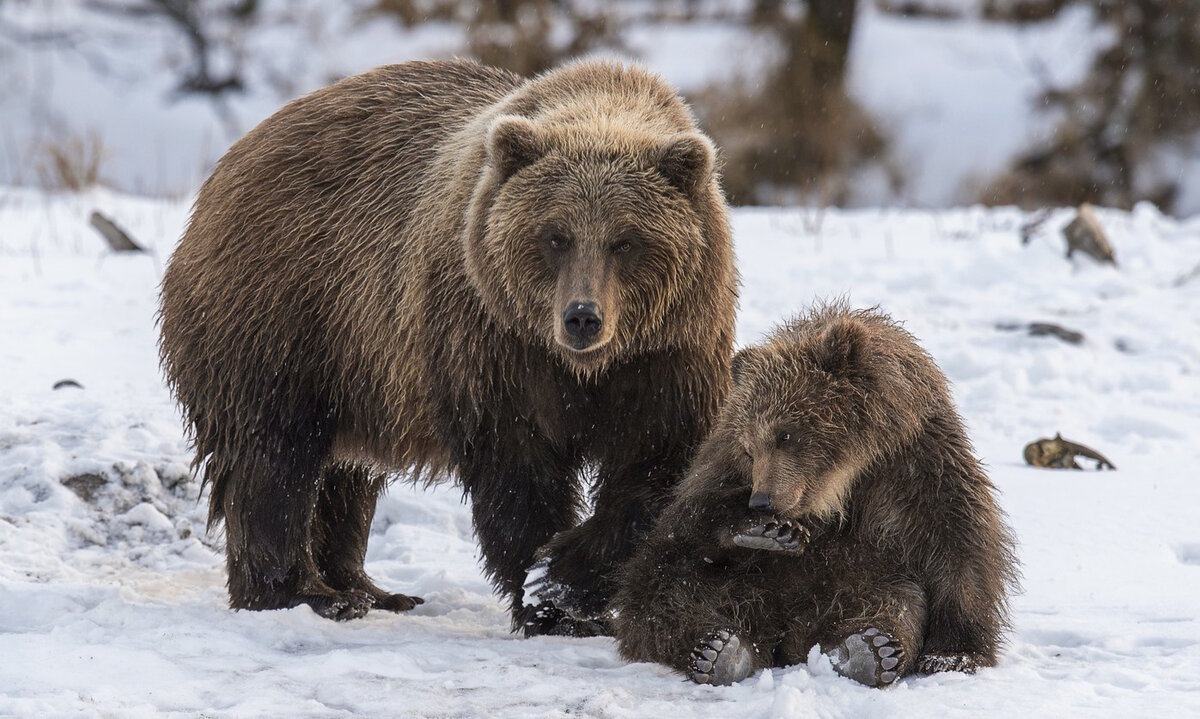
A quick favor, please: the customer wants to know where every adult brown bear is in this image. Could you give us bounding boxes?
[158,59,738,634]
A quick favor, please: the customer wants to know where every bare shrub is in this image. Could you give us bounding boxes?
[982,0,1200,212]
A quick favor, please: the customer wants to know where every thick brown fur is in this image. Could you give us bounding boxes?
[158,59,738,627]
[612,304,1018,683]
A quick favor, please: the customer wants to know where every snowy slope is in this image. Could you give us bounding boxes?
[2,189,1200,717]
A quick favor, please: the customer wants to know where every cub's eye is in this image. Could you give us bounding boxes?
[546,233,569,251]
[776,431,792,448]
[612,239,633,254]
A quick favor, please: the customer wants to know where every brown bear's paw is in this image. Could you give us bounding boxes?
[299,588,376,622]
[326,570,424,613]
[730,516,810,553]
[520,556,611,637]
[916,652,980,675]
[828,627,907,688]
[514,599,608,638]
[689,630,754,686]
[372,592,425,612]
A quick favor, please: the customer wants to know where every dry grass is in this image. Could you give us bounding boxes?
[37,131,106,192]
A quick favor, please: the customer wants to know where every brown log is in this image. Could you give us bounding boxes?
[89,210,145,253]
[1062,203,1116,265]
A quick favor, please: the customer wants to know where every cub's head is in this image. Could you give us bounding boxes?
[724,315,884,521]
[465,114,719,373]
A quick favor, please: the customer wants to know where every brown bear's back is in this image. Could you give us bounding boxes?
[160,60,522,478]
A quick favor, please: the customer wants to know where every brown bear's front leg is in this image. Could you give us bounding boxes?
[526,450,688,630]
[917,608,997,675]
[458,451,587,635]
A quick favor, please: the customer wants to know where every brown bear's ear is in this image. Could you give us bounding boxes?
[731,346,762,386]
[656,133,715,196]
[809,320,867,381]
[487,115,544,182]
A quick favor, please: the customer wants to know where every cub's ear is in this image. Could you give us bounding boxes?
[656,133,715,196]
[487,115,544,182]
[731,346,762,386]
[809,320,867,380]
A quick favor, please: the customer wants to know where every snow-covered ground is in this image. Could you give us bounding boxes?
[2,189,1200,717]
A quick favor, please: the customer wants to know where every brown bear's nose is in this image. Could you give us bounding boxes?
[563,302,603,341]
[748,492,773,513]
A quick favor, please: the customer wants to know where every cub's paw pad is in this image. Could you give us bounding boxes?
[373,593,424,612]
[731,517,810,553]
[916,652,979,675]
[828,627,906,688]
[689,630,754,686]
[306,590,375,621]
[517,600,607,638]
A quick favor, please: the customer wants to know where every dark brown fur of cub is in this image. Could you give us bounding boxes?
[158,59,737,628]
[612,305,1018,682]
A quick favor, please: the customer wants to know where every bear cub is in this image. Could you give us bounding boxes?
[612,305,1018,687]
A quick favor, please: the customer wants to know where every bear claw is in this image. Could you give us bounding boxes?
[916,652,980,674]
[520,557,609,636]
[373,593,424,612]
[731,517,810,553]
[828,627,906,688]
[304,589,375,621]
[516,598,608,638]
[689,631,754,686]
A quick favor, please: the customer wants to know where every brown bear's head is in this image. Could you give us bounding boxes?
[723,314,887,521]
[465,113,718,374]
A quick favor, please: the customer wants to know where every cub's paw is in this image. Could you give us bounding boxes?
[731,517,810,553]
[916,652,980,675]
[301,589,375,622]
[828,627,907,688]
[515,599,608,638]
[689,630,754,686]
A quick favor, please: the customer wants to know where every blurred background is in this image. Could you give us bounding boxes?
[2,0,1199,214]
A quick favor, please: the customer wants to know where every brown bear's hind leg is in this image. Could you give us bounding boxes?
[312,462,423,613]
[787,578,927,688]
[220,429,373,621]
[690,629,757,686]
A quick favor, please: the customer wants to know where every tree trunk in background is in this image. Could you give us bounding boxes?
[701,0,887,205]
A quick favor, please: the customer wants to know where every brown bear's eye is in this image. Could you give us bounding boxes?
[546,233,569,251]
[612,230,641,255]
[776,431,791,447]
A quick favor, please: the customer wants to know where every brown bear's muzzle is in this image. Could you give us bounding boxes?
[562,301,603,348]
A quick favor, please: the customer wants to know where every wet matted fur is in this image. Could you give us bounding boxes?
[612,305,1018,683]
[158,59,738,628]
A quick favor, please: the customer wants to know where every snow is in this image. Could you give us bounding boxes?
[3,188,1200,716]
